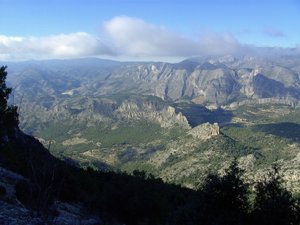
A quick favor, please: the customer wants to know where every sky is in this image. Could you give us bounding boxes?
[0,0,300,62]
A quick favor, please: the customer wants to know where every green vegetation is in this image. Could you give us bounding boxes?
[120,163,156,175]
[145,94,164,102]
[232,103,293,123]
[221,124,297,167]
[221,125,294,149]
[37,120,77,143]
[219,93,248,106]
[34,117,187,171]
[83,120,164,146]
[37,119,164,149]
[193,135,256,156]
[274,108,300,123]
[105,92,132,107]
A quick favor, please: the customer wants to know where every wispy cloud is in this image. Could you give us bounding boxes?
[0,16,298,61]
[238,29,252,35]
[264,26,285,37]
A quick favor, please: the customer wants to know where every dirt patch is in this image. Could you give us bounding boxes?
[62,137,92,146]
[191,96,205,104]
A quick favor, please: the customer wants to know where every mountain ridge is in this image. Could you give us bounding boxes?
[6,55,300,108]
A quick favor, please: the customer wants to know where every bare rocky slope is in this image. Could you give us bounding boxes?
[93,55,300,108]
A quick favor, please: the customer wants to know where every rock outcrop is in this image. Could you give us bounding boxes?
[188,122,220,139]
[115,100,190,128]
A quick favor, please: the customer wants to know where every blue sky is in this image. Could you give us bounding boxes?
[0,0,299,62]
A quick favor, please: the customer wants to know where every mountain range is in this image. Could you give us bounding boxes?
[5,55,300,108]
[3,55,300,190]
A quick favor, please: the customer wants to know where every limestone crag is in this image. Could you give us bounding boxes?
[188,122,220,139]
[114,99,190,128]
[92,56,300,106]
[19,94,191,135]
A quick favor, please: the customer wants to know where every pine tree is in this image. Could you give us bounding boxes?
[0,66,18,135]
[200,158,249,224]
[252,163,299,225]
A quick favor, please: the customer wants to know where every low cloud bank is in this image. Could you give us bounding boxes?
[0,33,115,61]
[0,16,299,61]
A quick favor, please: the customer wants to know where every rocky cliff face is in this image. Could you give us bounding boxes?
[188,122,220,139]
[19,95,191,135]
[7,56,300,108]
[115,100,190,128]
[98,61,240,104]
[92,56,300,107]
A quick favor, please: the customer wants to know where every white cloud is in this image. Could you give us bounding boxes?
[0,33,115,61]
[196,29,245,56]
[102,16,253,57]
[102,16,198,57]
[0,16,298,62]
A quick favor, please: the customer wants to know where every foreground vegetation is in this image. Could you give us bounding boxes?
[2,139,300,224]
